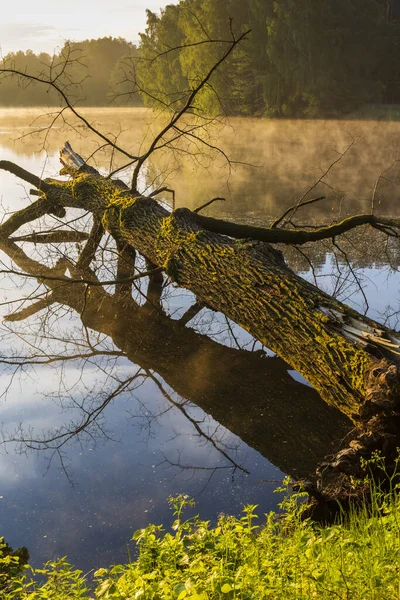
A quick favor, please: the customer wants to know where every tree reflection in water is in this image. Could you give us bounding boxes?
[0,236,352,484]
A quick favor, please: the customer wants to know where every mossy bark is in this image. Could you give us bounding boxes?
[2,148,400,507]
[39,172,400,419]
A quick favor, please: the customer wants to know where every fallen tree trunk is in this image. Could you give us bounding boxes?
[1,144,400,509]
[19,151,398,414]
[1,145,400,415]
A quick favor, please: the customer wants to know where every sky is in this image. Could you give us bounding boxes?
[0,0,177,56]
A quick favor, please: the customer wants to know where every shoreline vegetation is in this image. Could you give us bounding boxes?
[1,2,400,595]
[2,475,400,600]
[2,0,400,119]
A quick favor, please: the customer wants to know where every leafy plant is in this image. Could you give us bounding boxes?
[2,480,400,598]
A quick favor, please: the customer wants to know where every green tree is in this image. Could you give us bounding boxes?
[265,0,390,116]
[58,37,138,106]
[0,38,139,107]
[0,0,396,115]
[0,50,57,106]
[137,7,188,110]
[108,50,144,106]
[178,0,255,116]
[135,0,394,118]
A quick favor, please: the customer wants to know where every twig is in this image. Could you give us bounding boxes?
[270,197,325,228]
[149,186,176,209]
[0,266,163,287]
[194,197,226,214]
[272,139,356,228]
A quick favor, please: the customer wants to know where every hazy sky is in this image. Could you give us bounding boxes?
[0,0,177,56]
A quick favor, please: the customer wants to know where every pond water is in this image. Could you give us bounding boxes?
[0,108,399,572]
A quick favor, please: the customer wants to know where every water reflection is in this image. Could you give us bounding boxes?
[0,236,352,569]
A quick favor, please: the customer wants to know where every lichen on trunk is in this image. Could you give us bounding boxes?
[26,166,399,419]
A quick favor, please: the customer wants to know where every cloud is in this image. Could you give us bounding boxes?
[107,2,164,13]
[2,22,57,36]
[0,22,56,43]
[0,23,80,55]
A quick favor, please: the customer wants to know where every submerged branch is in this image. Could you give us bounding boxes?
[0,266,163,287]
[0,160,50,192]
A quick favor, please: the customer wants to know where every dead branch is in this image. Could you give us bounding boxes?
[194,197,226,213]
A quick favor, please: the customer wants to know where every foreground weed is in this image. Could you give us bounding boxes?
[1,484,400,599]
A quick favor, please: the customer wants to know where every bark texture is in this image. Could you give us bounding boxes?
[33,168,399,418]
[2,153,399,416]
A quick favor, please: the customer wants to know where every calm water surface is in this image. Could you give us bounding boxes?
[0,109,399,571]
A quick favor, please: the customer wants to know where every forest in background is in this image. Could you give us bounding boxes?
[2,0,400,117]
[0,37,143,107]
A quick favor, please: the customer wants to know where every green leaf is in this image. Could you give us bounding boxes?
[221,583,233,593]
[132,529,145,540]
[312,570,325,582]
[96,578,115,598]
[94,568,108,578]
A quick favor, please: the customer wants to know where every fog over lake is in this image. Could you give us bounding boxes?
[2,107,400,217]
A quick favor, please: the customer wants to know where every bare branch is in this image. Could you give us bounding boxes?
[272,140,356,228]
[130,28,251,190]
[10,231,89,244]
[4,295,55,322]
[0,160,50,192]
[149,186,176,209]
[194,197,226,214]
[76,216,104,270]
[0,266,163,287]
[179,301,204,326]
[0,62,139,162]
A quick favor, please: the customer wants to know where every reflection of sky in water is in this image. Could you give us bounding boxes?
[0,115,399,572]
[0,360,283,571]
[0,144,283,570]
[300,253,400,326]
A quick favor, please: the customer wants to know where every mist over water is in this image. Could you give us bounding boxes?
[2,107,400,219]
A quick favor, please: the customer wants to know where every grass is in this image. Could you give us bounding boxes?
[1,477,400,599]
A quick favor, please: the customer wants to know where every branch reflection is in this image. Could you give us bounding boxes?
[0,237,352,483]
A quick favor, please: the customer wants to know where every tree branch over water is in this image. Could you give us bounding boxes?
[2,155,400,245]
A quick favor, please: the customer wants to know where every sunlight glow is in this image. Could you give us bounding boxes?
[0,0,177,55]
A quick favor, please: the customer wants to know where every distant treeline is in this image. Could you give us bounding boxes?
[0,37,143,107]
[2,0,400,117]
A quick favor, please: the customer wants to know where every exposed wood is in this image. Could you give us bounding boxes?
[1,145,400,417]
